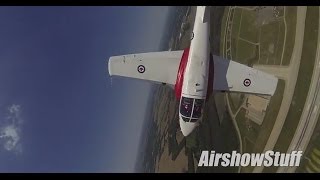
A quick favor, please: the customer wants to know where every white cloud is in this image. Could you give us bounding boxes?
[0,104,23,154]
[8,104,20,114]
[0,126,20,150]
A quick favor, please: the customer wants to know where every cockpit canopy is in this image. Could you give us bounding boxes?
[179,96,205,122]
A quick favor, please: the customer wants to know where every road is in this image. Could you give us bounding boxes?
[277,7,320,173]
[253,65,290,81]
[252,6,307,173]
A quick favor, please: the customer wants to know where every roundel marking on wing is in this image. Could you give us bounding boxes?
[137,65,145,73]
[243,78,251,87]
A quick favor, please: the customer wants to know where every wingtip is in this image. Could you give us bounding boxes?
[107,57,113,76]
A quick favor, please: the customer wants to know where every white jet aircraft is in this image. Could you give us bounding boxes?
[107,6,278,136]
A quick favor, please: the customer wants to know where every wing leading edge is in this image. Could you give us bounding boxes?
[212,55,278,96]
[108,50,184,85]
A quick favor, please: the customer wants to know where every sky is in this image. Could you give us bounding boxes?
[0,6,170,172]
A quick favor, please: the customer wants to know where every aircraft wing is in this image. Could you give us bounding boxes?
[212,55,278,96]
[108,50,184,85]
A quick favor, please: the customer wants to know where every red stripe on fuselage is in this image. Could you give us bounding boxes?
[175,48,190,99]
[174,48,214,100]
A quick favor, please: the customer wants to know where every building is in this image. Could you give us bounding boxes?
[245,95,270,125]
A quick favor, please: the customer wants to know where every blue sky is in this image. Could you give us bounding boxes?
[0,6,170,172]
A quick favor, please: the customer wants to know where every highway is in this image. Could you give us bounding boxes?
[277,7,320,173]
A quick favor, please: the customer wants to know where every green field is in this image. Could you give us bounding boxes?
[236,38,257,64]
[232,8,242,38]
[231,37,237,60]
[235,108,246,124]
[264,6,319,173]
[235,108,260,151]
[227,94,237,114]
[227,93,245,114]
[235,108,261,173]
[282,7,297,66]
[277,21,285,65]
[239,10,260,43]
[259,20,285,65]
[221,7,291,67]
[220,7,229,56]
[221,6,294,66]
[241,138,256,173]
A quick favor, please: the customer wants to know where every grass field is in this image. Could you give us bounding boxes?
[227,94,237,114]
[236,38,257,64]
[264,6,319,173]
[239,10,260,43]
[221,7,293,67]
[235,108,260,152]
[231,38,238,60]
[228,93,245,114]
[241,138,255,173]
[282,7,297,66]
[277,21,285,65]
[220,7,229,56]
[232,8,242,38]
[259,20,285,65]
[235,107,262,173]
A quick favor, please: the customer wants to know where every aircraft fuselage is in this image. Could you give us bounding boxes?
[178,6,211,136]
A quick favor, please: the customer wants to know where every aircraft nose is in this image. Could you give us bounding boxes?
[179,117,197,136]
